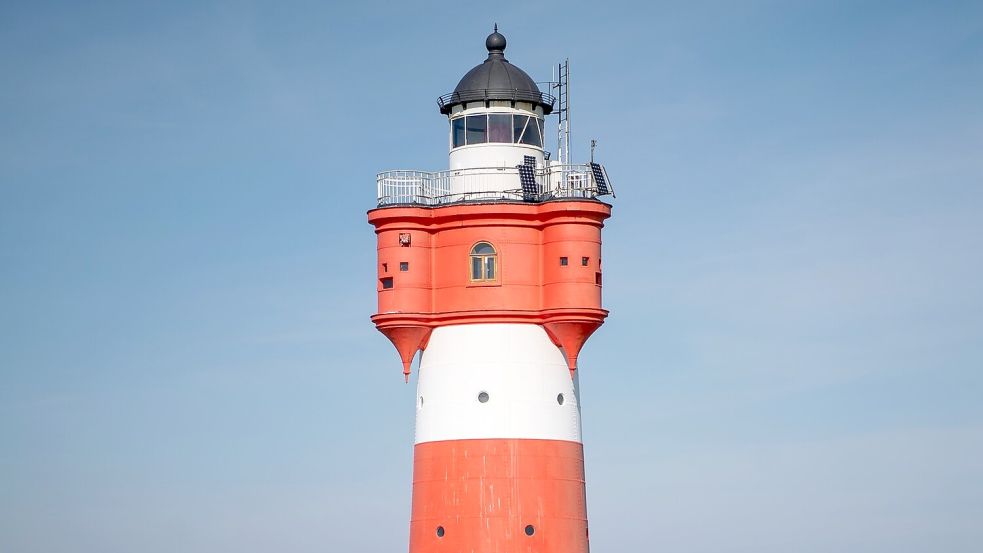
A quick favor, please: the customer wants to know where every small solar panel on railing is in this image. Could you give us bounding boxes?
[517,164,538,202]
[589,162,610,196]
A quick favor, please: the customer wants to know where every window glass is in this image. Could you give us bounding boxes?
[471,257,483,280]
[472,242,495,255]
[466,115,487,145]
[487,114,512,143]
[485,257,496,279]
[451,118,466,148]
[520,116,542,147]
[513,115,529,144]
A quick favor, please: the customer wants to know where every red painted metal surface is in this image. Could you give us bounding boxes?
[409,439,589,553]
[368,201,612,378]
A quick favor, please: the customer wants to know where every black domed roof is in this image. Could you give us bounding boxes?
[437,28,554,115]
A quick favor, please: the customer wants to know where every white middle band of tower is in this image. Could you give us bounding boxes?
[414,323,582,445]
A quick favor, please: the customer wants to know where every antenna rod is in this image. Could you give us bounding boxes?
[552,59,571,165]
[566,59,571,165]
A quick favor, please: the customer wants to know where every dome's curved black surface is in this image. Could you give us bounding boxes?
[437,30,554,115]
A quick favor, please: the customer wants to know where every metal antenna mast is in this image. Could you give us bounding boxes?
[553,59,570,165]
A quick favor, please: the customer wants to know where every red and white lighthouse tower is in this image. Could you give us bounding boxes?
[369,28,615,553]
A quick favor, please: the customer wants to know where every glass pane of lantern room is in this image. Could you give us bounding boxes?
[487,114,511,143]
[452,118,466,148]
[466,115,487,145]
[513,115,529,144]
[520,117,542,147]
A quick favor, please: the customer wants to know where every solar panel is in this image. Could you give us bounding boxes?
[523,155,536,167]
[517,163,538,202]
[589,162,610,195]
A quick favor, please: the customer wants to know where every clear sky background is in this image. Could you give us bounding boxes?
[1,1,981,551]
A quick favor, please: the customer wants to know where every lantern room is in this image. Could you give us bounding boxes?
[438,27,555,176]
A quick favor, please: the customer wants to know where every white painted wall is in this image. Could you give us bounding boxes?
[448,143,544,171]
[414,324,582,444]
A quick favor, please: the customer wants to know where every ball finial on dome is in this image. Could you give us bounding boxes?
[486,24,506,53]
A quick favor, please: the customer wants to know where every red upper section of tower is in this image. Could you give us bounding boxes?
[368,200,611,379]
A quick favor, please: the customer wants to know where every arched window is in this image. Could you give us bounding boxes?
[470,242,497,281]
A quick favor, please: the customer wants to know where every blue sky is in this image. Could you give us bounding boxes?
[1,1,981,551]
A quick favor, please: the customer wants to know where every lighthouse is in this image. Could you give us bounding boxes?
[369,28,615,553]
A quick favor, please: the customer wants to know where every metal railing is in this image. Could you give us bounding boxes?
[376,163,614,207]
[437,89,556,114]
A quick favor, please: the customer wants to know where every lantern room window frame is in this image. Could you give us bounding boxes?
[449,112,544,149]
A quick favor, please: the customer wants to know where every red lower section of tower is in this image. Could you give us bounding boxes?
[409,439,589,553]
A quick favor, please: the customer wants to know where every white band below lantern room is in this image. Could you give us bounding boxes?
[414,323,582,445]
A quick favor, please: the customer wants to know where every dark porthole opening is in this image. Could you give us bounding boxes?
[478,391,489,403]
[436,526,445,538]
[524,524,535,536]
[557,393,564,405]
